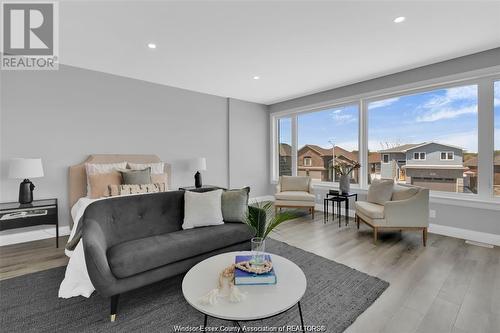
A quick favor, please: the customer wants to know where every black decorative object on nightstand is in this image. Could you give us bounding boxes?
[179,185,225,193]
[0,199,59,247]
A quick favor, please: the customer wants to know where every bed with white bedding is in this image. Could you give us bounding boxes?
[58,155,171,298]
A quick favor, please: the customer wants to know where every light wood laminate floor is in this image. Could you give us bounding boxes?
[0,214,499,333]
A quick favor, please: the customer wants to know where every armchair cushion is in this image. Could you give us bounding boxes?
[367,179,394,205]
[391,185,419,201]
[355,201,385,219]
[280,176,311,192]
[275,191,315,202]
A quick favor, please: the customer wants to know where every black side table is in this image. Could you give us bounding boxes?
[0,199,59,247]
[324,192,358,227]
[179,185,225,193]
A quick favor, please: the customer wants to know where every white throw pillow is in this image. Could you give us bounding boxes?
[182,189,224,230]
[128,162,164,174]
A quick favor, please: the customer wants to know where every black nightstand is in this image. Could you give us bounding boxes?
[178,185,225,193]
[0,199,59,248]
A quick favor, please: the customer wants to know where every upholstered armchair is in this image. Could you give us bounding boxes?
[274,176,315,218]
[355,179,429,246]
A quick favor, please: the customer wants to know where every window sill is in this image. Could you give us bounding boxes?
[308,181,500,211]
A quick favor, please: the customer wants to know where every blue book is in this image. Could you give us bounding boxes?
[234,255,277,285]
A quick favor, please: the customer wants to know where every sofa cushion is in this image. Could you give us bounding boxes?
[355,201,385,219]
[108,223,254,278]
[222,187,250,222]
[182,190,224,229]
[280,176,310,192]
[367,178,394,205]
[275,191,315,202]
[392,185,419,201]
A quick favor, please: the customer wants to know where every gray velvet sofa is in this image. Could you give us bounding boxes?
[82,190,255,321]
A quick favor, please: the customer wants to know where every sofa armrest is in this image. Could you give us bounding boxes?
[275,180,281,194]
[82,218,117,296]
[384,189,429,228]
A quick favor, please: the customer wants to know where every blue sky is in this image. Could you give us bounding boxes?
[280,83,500,154]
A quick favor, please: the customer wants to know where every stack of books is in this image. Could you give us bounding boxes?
[234,255,277,285]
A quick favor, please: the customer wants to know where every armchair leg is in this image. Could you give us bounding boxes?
[110,294,120,322]
[311,207,315,219]
[373,227,378,244]
[356,215,360,230]
[423,227,428,247]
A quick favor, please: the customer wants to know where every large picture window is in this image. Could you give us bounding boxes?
[368,84,478,194]
[297,104,359,182]
[495,81,500,196]
[278,118,292,176]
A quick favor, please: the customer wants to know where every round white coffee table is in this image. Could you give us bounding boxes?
[182,251,307,330]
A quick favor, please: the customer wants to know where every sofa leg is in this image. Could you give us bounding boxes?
[373,227,378,244]
[110,294,120,322]
[423,227,428,247]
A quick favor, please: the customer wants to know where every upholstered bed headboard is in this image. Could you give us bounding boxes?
[68,154,172,213]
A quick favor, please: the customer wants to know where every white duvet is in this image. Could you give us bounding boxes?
[58,197,102,298]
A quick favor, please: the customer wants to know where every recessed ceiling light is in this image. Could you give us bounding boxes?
[393,16,406,23]
[253,76,260,80]
[147,43,157,49]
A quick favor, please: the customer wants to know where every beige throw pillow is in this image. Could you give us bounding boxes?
[85,161,127,197]
[151,173,169,190]
[391,185,419,201]
[88,171,122,199]
[367,178,394,205]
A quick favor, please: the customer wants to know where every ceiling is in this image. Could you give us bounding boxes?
[59,1,500,104]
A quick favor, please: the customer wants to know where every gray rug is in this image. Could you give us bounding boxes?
[0,239,388,333]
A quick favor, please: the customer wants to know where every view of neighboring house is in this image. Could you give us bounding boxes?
[378,142,475,193]
[464,152,500,195]
[279,143,381,183]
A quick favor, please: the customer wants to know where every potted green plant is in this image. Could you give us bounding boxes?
[244,202,297,265]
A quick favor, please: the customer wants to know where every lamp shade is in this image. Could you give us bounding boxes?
[189,157,207,171]
[8,158,44,179]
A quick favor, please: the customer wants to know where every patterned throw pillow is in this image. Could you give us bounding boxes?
[108,183,166,196]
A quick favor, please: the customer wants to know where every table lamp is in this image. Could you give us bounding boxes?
[189,157,207,188]
[8,158,44,204]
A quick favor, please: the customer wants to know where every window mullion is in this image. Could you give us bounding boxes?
[291,115,298,177]
[477,78,494,199]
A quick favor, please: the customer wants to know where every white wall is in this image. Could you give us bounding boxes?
[0,65,270,230]
[228,98,270,197]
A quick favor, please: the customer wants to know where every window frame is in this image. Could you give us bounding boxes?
[413,152,426,160]
[382,154,390,164]
[440,151,454,160]
[270,70,500,205]
[303,157,312,167]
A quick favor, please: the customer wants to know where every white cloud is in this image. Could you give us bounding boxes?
[416,105,477,122]
[368,97,400,109]
[423,85,477,110]
[330,108,356,124]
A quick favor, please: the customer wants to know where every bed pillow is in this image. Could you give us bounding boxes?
[151,173,169,190]
[182,190,224,230]
[128,162,164,174]
[367,178,394,205]
[88,171,122,199]
[120,167,152,185]
[222,187,250,222]
[108,183,166,196]
[85,162,127,197]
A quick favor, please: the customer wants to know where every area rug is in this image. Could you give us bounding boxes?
[0,239,388,333]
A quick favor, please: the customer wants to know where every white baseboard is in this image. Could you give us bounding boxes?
[429,223,500,247]
[315,203,499,247]
[249,195,275,204]
[0,225,70,247]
